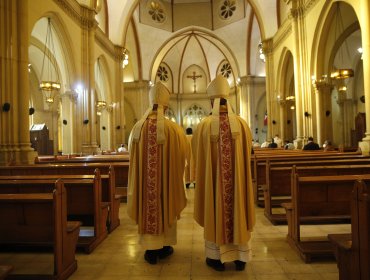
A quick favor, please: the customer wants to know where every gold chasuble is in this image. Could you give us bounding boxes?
[192,75,255,264]
[127,82,188,250]
[193,111,255,244]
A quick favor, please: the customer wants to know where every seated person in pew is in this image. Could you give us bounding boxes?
[260,139,270,148]
[284,140,295,150]
[302,137,320,150]
[323,140,335,152]
[117,144,127,153]
[273,134,283,147]
[127,82,188,265]
[268,138,278,148]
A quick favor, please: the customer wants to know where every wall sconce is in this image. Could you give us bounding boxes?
[96,100,106,109]
[2,103,10,112]
[29,107,35,115]
[258,42,265,63]
[96,100,106,116]
[122,48,129,69]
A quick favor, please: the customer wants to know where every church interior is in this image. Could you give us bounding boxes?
[0,0,370,279]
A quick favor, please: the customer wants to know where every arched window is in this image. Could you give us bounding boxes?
[165,107,177,123]
[183,104,206,129]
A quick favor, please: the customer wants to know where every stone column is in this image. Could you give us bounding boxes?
[238,76,252,125]
[278,100,287,142]
[313,80,333,146]
[239,75,266,141]
[261,39,274,141]
[290,0,311,148]
[0,0,37,165]
[113,45,125,148]
[80,7,98,155]
[359,0,370,154]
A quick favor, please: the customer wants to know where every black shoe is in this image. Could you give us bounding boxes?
[206,258,225,271]
[234,260,246,271]
[158,246,174,259]
[144,250,158,264]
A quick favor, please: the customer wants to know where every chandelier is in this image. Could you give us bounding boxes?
[329,3,354,93]
[39,18,60,104]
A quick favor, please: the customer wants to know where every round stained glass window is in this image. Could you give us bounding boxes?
[220,62,232,78]
[157,66,169,82]
[220,0,236,20]
[148,1,166,23]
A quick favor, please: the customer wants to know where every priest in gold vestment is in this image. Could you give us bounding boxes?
[127,82,188,265]
[192,75,255,271]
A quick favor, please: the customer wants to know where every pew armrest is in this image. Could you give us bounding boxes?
[328,233,352,252]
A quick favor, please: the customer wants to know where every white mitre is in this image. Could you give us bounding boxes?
[207,75,240,140]
[132,82,169,144]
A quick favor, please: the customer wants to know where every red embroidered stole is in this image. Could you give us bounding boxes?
[219,113,234,243]
[142,118,163,234]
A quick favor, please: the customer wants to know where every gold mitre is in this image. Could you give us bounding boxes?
[206,74,230,99]
[149,82,170,106]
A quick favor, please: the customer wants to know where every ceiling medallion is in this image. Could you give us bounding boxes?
[157,65,169,82]
[220,0,237,20]
[148,1,166,23]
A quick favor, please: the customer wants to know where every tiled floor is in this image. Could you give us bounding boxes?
[1,188,350,279]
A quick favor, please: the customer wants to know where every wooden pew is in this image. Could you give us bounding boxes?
[0,265,13,280]
[252,151,364,207]
[264,158,370,224]
[0,166,120,233]
[282,173,370,263]
[0,169,108,253]
[328,179,370,280]
[0,162,129,200]
[0,181,80,280]
[35,153,129,163]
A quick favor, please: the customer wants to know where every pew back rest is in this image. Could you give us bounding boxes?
[353,180,370,279]
[293,174,370,220]
[0,170,102,226]
[0,181,65,245]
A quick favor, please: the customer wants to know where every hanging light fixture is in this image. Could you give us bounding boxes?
[329,3,354,92]
[39,18,61,104]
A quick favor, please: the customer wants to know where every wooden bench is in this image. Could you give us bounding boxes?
[0,162,129,200]
[36,153,129,163]
[328,179,370,280]
[282,173,370,263]
[0,166,120,233]
[264,158,370,224]
[0,169,108,253]
[0,265,13,280]
[0,181,81,280]
[252,151,364,207]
